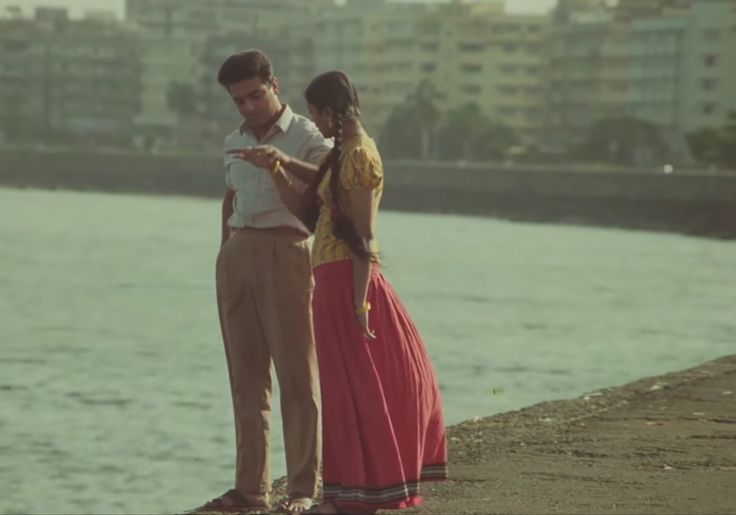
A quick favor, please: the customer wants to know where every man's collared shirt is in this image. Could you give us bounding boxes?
[223,104,331,234]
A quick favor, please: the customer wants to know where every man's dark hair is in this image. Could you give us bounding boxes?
[217,49,273,89]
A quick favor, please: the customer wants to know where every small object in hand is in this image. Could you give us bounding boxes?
[355,301,371,314]
[271,159,281,176]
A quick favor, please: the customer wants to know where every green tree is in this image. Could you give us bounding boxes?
[434,103,518,161]
[686,111,736,168]
[166,81,204,149]
[573,116,667,165]
[380,80,440,160]
[166,81,199,116]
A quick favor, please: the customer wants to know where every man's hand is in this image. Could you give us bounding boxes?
[225,146,256,161]
[226,145,288,171]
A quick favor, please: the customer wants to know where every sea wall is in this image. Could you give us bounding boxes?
[2,149,735,238]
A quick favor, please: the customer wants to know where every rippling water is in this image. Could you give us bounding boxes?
[1,188,734,514]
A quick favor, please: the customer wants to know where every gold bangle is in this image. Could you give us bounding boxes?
[354,301,371,314]
[270,159,281,176]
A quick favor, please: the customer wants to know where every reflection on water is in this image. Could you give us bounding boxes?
[1,188,735,514]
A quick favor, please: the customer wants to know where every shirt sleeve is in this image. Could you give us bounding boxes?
[301,127,333,165]
[223,139,237,190]
[340,145,383,190]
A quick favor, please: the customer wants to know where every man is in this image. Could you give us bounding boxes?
[191,49,330,514]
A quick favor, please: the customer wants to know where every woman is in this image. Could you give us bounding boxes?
[230,71,447,514]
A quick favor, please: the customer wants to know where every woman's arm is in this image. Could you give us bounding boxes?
[225,146,320,183]
[348,188,378,340]
[270,165,311,224]
[278,154,320,183]
[253,145,321,183]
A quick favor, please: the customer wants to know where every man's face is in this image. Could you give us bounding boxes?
[229,77,281,127]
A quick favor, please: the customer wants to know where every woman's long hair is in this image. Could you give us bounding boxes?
[303,71,378,262]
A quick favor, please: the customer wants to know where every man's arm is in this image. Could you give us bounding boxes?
[251,128,331,184]
[221,188,235,248]
[270,167,310,222]
[237,146,321,183]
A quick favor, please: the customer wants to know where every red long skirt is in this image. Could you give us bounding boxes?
[313,259,447,512]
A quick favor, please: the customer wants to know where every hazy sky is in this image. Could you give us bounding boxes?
[0,0,558,19]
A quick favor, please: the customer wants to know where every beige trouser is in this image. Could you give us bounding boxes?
[216,227,321,498]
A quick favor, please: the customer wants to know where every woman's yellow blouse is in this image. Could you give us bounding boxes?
[311,135,384,268]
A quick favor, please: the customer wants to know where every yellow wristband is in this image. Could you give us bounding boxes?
[271,159,281,176]
[354,301,371,314]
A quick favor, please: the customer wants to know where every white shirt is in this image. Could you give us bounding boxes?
[223,104,331,234]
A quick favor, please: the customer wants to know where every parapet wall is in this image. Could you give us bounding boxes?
[2,149,735,238]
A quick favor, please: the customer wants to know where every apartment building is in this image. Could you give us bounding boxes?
[124,0,328,149]
[310,0,426,133]
[313,0,551,142]
[0,7,141,145]
[545,0,736,146]
[125,0,331,37]
[3,0,731,154]
[676,0,736,135]
[426,4,550,143]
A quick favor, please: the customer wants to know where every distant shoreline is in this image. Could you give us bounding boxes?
[2,148,736,239]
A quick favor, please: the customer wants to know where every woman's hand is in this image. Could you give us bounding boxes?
[355,306,376,341]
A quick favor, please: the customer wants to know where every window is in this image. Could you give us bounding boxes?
[421,63,436,73]
[498,85,517,95]
[702,78,718,91]
[703,54,718,66]
[462,85,482,95]
[459,43,484,52]
[702,103,716,115]
[608,82,627,92]
[460,63,482,73]
[4,40,29,52]
[702,29,721,42]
